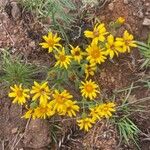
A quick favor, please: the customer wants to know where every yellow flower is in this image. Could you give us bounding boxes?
[70,45,85,63]
[86,40,107,64]
[89,106,101,121]
[84,23,108,42]
[34,103,55,119]
[85,63,97,79]
[116,17,125,24]
[39,32,62,53]
[30,81,51,106]
[80,79,100,100]
[8,84,30,105]
[105,34,124,59]
[55,47,72,69]
[50,90,73,114]
[22,108,36,119]
[61,100,80,117]
[77,117,95,131]
[116,30,137,53]
[97,102,116,118]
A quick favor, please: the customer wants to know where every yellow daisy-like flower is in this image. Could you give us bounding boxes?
[116,30,137,53]
[30,81,51,106]
[70,45,85,63]
[50,90,73,114]
[84,23,108,42]
[86,40,107,64]
[85,63,97,79]
[22,108,36,119]
[8,84,30,105]
[77,117,95,132]
[55,47,72,69]
[116,17,125,24]
[80,79,100,100]
[97,102,116,118]
[39,32,62,53]
[61,100,80,117]
[105,34,124,59]
[34,103,55,119]
[89,106,101,121]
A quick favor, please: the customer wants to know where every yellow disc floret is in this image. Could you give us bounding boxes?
[34,103,55,119]
[77,117,95,132]
[30,81,51,106]
[86,40,107,64]
[70,45,85,63]
[84,23,108,42]
[50,90,73,114]
[105,34,124,59]
[8,84,30,105]
[116,30,137,53]
[80,79,100,100]
[39,32,62,53]
[55,47,72,69]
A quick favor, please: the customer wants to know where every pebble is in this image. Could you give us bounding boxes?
[145,12,150,16]
[142,18,150,26]
[11,127,18,134]
[123,0,129,4]
[29,41,36,48]
[138,11,144,19]
[108,3,114,11]
[145,3,150,7]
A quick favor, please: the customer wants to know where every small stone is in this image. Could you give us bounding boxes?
[138,11,144,19]
[29,41,36,48]
[108,3,114,11]
[145,3,150,7]
[123,0,129,4]
[11,127,18,134]
[145,12,149,16]
[111,77,115,83]
[142,18,150,26]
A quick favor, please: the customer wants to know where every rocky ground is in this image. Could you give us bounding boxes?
[0,0,150,150]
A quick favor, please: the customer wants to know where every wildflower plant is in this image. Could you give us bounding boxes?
[7,18,137,132]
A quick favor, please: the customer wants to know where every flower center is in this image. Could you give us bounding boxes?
[103,106,109,112]
[93,30,99,37]
[74,51,80,56]
[125,40,131,45]
[87,66,92,72]
[56,95,65,104]
[85,84,94,93]
[59,54,66,62]
[110,45,115,51]
[40,107,48,114]
[39,88,46,95]
[83,120,90,125]
[17,90,23,97]
[47,39,55,47]
[66,105,72,111]
[91,49,100,59]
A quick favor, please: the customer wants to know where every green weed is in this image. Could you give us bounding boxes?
[20,0,76,43]
[0,49,41,86]
[136,34,150,68]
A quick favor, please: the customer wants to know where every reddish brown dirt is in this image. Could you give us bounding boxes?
[0,0,150,150]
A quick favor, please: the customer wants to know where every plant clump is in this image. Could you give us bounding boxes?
[8,18,137,132]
